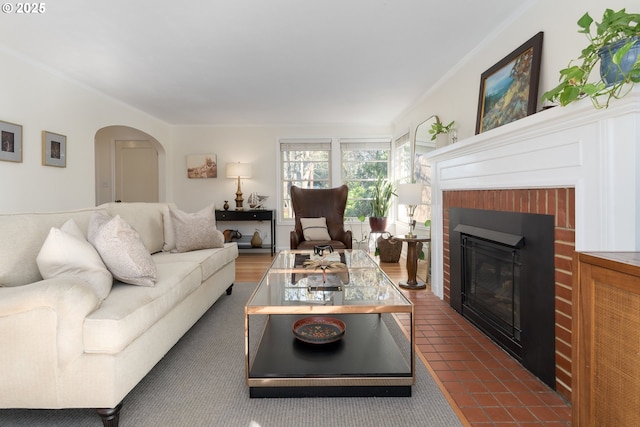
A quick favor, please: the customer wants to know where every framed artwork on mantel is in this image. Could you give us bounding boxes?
[475,31,544,134]
[0,120,23,163]
[42,131,67,167]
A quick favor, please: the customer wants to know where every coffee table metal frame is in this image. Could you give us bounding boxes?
[245,249,415,397]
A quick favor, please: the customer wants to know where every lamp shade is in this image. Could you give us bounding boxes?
[398,183,423,205]
[226,162,252,179]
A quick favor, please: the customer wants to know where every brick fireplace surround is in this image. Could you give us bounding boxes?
[442,188,575,399]
[425,88,640,404]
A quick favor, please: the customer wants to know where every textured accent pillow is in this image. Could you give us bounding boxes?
[90,213,157,287]
[300,217,332,241]
[36,219,113,300]
[87,210,112,245]
[169,205,224,252]
[161,205,177,252]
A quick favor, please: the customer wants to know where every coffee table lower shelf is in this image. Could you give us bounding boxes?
[247,313,413,398]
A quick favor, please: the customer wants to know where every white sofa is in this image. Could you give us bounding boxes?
[0,202,238,426]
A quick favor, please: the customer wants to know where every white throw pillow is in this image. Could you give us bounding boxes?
[90,213,157,287]
[300,217,332,241]
[36,219,113,300]
[169,205,224,252]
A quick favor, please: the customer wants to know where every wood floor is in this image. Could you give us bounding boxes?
[235,252,571,427]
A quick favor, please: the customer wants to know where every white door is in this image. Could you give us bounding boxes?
[114,140,159,202]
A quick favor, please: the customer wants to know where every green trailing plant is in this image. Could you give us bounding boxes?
[370,177,396,218]
[541,8,640,109]
[428,120,455,141]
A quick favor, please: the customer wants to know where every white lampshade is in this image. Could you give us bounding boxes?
[398,183,423,206]
[226,162,252,179]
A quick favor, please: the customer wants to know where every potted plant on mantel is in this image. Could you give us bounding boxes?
[428,119,455,149]
[541,8,640,109]
[369,177,396,233]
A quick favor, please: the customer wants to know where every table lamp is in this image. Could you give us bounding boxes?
[398,183,423,237]
[226,162,252,210]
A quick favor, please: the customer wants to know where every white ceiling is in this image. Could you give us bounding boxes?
[0,0,525,126]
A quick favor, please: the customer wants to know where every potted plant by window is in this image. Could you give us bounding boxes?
[369,177,396,232]
[541,8,640,109]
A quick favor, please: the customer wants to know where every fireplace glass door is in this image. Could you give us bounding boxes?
[461,236,521,343]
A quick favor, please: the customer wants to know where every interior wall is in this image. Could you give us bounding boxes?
[392,0,635,140]
[170,124,391,249]
[169,124,391,213]
[94,126,167,206]
[0,48,172,213]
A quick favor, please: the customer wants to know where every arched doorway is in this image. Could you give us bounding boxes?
[94,126,166,205]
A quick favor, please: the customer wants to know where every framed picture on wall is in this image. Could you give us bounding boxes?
[187,154,217,178]
[0,120,23,163]
[475,31,544,134]
[42,131,67,167]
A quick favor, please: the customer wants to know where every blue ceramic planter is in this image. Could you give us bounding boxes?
[599,36,640,86]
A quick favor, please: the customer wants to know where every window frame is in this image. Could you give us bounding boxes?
[340,138,392,221]
[278,136,393,224]
[279,138,332,221]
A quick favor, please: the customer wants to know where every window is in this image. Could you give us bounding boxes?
[280,139,331,219]
[394,131,412,223]
[394,131,411,185]
[340,138,391,219]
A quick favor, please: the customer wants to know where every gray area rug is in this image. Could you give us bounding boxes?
[0,283,463,427]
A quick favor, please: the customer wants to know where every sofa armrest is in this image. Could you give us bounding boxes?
[0,278,100,370]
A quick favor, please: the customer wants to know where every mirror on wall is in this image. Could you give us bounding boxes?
[414,115,439,153]
[411,115,439,227]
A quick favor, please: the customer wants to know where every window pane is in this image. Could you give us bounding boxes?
[341,141,391,218]
[394,132,412,223]
[280,141,331,219]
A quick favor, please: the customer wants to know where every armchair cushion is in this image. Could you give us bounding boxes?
[300,217,331,241]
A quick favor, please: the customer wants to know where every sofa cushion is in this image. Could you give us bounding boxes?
[36,219,113,300]
[83,261,202,354]
[168,205,224,253]
[300,217,332,241]
[0,208,97,287]
[153,243,238,282]
[89,213,157,287]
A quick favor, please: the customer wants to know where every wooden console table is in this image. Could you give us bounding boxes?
[394,235,430,290]
[215,209,276,255]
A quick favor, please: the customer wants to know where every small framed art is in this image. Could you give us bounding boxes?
[0,120,23,163]
[187,154,217,178]
[42,131,67,167]
[476,32,544,134]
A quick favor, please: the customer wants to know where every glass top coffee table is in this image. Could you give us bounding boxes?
[245,249,414,398]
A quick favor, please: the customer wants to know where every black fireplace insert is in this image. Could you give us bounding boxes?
[449,208,555,388]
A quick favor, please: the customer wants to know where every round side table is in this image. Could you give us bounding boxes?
[394,235,431,290]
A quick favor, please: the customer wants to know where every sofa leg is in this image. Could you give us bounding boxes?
[97,402,122,427]
[226,284,234,295]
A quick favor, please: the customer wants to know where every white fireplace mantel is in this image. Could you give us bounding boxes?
[425,88,640,298]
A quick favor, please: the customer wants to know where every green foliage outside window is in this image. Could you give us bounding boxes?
[342,147,390,218]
